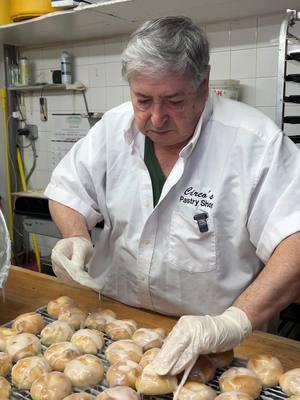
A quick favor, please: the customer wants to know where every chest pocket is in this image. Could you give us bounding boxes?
[167,205,217,273]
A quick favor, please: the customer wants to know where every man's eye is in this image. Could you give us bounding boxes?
[167,99,184,108]
[138,99,151,104]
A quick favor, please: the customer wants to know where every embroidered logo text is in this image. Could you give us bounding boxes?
[179,186,214,208]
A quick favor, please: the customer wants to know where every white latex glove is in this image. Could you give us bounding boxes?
[151,306,252,376]
[51,237,99,291]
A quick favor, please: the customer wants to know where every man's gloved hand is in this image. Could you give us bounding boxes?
[51,237,98,290]
[151,306,252,376]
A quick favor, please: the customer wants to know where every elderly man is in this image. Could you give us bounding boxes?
[45,16,300,376]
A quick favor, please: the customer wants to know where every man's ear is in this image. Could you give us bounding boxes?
[202,66,211,98]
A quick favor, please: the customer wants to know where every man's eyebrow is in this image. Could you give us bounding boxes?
[134,91,184,98]
[134,92,151,98]
[165,93,184,99]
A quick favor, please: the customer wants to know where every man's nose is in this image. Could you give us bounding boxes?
[150,102,169,128]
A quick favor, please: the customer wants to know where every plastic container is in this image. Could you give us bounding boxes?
[19,57,30,85]
[61,51,72,84]
[209,80,240,100]
[9,64,20,86]
[10,0,56,22]
[0,0,11,25]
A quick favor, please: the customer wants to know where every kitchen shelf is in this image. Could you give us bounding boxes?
[285,74,300,82]
[276,10,300,131]
[7,83,86,92]
[283,116,300,124]
[284,95,300,103]
[1,0,300,47]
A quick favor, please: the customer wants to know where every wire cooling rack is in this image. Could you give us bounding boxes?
[4,306,289,400]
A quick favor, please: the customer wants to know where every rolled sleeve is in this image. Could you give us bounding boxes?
[248,133,300,263]
[44,183,102,230]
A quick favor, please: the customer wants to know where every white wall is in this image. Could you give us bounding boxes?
[17,11,300,256]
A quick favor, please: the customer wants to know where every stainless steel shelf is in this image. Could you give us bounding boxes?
[276,10,300,129]
[1,0,300,47]
[7,83,85,92]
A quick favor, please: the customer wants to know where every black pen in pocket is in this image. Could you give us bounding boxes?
[194,211,209,233]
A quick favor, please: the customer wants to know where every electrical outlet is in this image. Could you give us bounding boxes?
[12,111,22,120]
[27,124,38,140]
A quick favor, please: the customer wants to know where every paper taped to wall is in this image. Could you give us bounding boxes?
[50,114,90,170]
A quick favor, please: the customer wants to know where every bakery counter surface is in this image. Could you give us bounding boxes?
[1,266,300,371]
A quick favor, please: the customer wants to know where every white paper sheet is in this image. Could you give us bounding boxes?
[50,114,90,170]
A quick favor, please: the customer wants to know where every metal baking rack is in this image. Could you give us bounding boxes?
[4,306,289,400]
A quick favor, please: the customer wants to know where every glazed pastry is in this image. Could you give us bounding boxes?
[106,359,142,388]
[71,328,104,354]
[30,371,72,400]
[132,328,165,351]
[247,353,284,387]
[105,339,143,365]
[0,327,17,351]
[6,332,41,362]
[187,355,216,383]
[178,382,217,400]
[279,368,300,396]
[47,296,79,319]
[0,335,5,352]
[209,350,234,368]
[44,341,81,371]
[64,354,104,387]
[11,355,51,390]
[215,392,254,400]
[96,385,140,399]
[139,348,161,369]
[58,306,88,330]
[219,367,262,399]
[0,376,11,400]
[0,327,18,337]
[135,364,178,395]
[85,309,117,331]
[105,319,137,340]
[63,394,95,400]
[12,312,45,335]
[41,320,74,346]
[0,352,12,377]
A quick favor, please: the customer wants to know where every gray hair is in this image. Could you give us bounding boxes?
[121,16,210,89]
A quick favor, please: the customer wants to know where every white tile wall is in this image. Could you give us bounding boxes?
[230,48,257,79]
[206,22,231,52]
[19,11,299,256]
[209,52,231,80]
[256,47,278,77]
[230,17,257,50]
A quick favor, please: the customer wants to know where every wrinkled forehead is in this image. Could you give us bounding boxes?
[129,70,199,97]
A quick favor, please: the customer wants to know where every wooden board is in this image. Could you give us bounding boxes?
[1,266,300,370]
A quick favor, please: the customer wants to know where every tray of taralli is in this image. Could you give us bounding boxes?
[0,295,299,400]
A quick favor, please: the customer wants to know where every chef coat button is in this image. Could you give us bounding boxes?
[144,239,151,245]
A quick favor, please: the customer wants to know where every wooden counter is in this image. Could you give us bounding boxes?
[1,266,300,370]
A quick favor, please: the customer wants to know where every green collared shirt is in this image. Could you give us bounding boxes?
[144,137,166,207]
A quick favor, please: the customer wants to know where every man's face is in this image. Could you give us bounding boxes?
[129,69,209,149]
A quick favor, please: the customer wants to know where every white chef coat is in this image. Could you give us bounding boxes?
[45,95,300,317]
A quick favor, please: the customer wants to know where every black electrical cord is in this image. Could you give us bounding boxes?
[82,90,94,128]
[25,139,37,183]
[15,95,38,183]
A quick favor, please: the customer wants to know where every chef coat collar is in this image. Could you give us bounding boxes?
[179,95,213,159]
[123,96,213,156]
